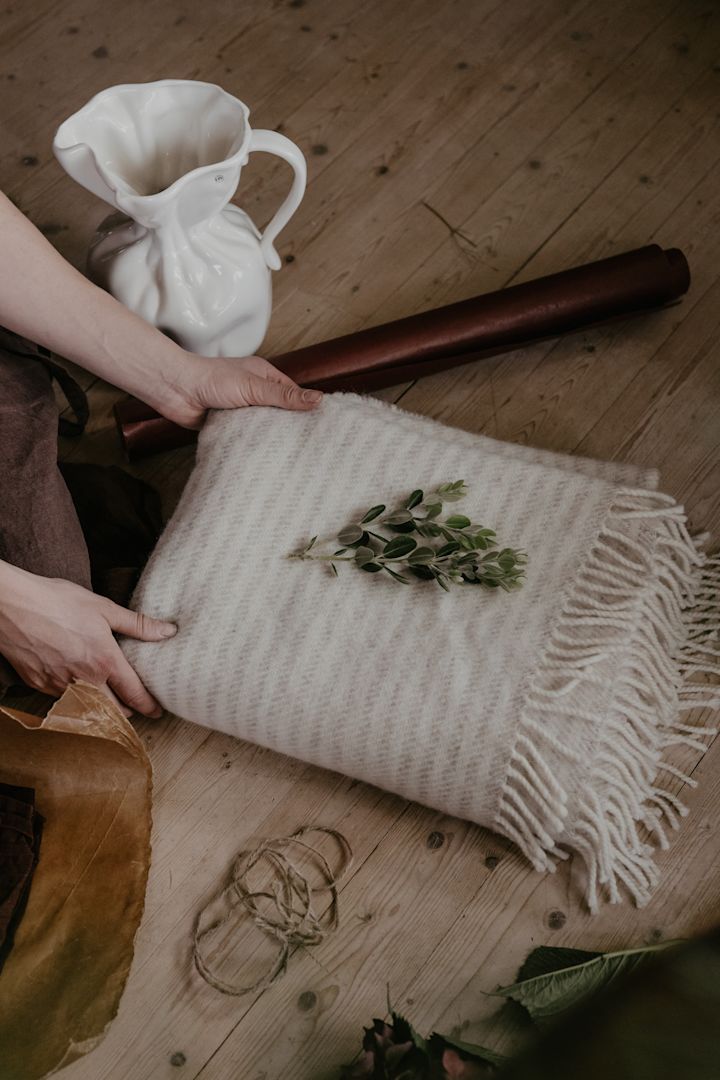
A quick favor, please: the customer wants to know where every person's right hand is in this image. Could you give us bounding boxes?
[0,561,176,717]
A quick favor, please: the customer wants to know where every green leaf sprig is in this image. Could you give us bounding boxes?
[288,481,527,592]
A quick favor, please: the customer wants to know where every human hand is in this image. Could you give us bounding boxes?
[0,562,175,717]
[159,353,323,430]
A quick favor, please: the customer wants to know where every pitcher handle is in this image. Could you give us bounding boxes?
[247,129,307,271]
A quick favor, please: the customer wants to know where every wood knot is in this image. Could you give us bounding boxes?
[427,831,445,849]
[484,854,500,870]
[169,1051,186,1067]
[547,910,566,930]
[298,990,317,1011]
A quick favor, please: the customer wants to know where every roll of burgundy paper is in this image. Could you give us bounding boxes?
[115,244,689,460]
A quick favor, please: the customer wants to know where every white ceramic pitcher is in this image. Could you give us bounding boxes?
[53,79,306,357]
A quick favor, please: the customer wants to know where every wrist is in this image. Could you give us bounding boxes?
[126,340,197,420]
[139,349,206,428]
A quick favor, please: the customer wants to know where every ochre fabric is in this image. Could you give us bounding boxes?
[0,683,152,1080]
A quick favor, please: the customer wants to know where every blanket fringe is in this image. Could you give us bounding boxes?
[494,488,719,911]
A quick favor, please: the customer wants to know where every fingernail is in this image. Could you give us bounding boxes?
[160,623,178,638]
[149,706,163,719]
[302,389,323,405]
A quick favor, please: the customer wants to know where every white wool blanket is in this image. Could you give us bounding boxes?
[123,392,720,911]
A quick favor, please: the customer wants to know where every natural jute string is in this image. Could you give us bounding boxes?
[193,825,353,995]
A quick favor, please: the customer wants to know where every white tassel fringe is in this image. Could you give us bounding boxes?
[494,488,719,911]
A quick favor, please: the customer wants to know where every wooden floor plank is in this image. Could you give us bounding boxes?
[1,0,717,1077]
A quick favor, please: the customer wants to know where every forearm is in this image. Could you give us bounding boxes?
[0,190,191,415]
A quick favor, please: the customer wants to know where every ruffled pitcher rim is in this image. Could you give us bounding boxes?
[52,78,252,204]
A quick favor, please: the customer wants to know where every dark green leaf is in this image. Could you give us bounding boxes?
[360,562,383,573]
[302,535,317,553]
[437,541,461,557]
[417,521,443,538]
[383,566,410,584]
[405,489,424,510]
[338,524,364,546]
[333,548,347,556]
[445,514,471,529]
[407,546,435,565]
[330,562,338,577]
[384,510,414,525]
[409,565,436,580]
[354,546,376,566]
[360,504,385,524]
[423,502,443,519]
[497,943,673,1027]
[514,947,603,985]
[383,536,418,560]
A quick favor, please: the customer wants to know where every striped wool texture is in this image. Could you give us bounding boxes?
[123,392,719,910]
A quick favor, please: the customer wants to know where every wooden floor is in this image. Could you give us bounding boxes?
[2,0,719,1076]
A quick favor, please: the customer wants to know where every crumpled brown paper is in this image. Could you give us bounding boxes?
[0,682,151,1080]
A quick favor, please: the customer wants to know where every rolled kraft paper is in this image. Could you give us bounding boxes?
[115,244,690,460]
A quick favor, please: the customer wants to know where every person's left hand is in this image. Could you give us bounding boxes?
[161,353,323,429]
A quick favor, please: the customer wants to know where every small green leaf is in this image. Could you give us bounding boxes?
[302,535,317,553]
[434,481,467,502]
[409,565,436,581]
[423,502,443,519]
[338,524,364,546]
[383,536,418,560]
[330,562,338,577]
[360,504,385,524]
[407,546,435,565]
[360,561,383,573]
[417,521,442,538]
[437,541,461,557]
[445,514,471,529]
[354,546,376,566]
[383,566,410,584]
[405,489,424,510]
[383,510,414,525]
[333,548,347,556]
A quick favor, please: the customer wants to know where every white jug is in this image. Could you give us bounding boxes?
[53,79,306,357]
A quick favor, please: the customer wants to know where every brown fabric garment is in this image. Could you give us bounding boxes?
[0,327,92,587]
[60,461,163,607]
[0,326,163,695]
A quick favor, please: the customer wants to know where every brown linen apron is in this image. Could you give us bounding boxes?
[0,326,163,697]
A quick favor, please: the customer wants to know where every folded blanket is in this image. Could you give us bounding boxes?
[123,392,719,910]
